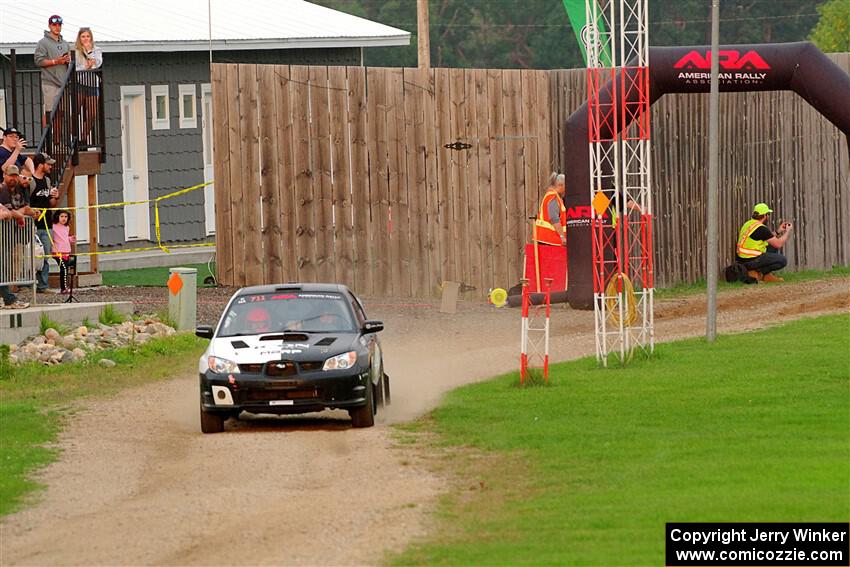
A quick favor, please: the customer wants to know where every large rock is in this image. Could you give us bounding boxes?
[72,348,87,361]
[98,358,116,368]
[44,328,61,341]
[76,325,88,336]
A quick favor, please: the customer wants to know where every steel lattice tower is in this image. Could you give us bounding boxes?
[585,0,654,365]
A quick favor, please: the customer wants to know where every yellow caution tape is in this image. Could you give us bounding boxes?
[34,181,214,259]
[36,242,215,259]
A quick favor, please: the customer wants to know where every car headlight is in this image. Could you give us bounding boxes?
[208,356,240,374]
[323,351,357,371]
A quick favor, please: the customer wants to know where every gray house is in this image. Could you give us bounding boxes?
[0,0,409,270]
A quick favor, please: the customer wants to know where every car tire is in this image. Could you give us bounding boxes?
[349,381,375,428]
[200,403,225,434]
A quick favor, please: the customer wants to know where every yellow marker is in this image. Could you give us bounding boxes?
[489,288,508,308]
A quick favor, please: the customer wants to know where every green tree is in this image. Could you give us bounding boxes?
[313,0,827,69]
[810,0,850,52]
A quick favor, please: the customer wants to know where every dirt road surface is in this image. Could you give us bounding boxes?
[2,278,847,566]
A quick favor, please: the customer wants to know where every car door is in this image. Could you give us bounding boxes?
[350,293,381,384]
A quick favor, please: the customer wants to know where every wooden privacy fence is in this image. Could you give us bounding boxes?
[212,56,850,296]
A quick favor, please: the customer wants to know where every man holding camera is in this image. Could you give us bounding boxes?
[736,202,792,283]
[0,127,35,175]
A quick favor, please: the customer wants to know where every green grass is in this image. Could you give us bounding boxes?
[394,314,850,566]
[98,304,126,325]
[39,313,70,336]
[0,333,206,516]
[102,262,216,287]
[655,265,850,298]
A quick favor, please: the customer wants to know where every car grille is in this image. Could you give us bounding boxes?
[236,361,326,375]
[266,361,297,377]
[246,388,321,401]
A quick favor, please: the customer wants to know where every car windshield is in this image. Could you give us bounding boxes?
[217,292,357,337]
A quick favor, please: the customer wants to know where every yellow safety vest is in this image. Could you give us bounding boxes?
[736,219,768,258]
[533,189,566,246]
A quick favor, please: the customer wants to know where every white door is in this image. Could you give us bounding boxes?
[120,86,151,241]
[73,174,91,243]
[201,84,215,235]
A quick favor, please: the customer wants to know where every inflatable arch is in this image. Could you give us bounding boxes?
[564,42,850,310]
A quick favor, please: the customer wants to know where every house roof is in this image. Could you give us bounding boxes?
[0,0,410,53]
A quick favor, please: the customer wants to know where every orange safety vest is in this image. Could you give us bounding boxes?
[736,219,768,258]
[533,189,566,246]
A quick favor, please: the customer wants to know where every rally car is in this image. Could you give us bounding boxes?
[195,283,389,433]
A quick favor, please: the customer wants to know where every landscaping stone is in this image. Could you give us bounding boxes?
[8,316,178,367]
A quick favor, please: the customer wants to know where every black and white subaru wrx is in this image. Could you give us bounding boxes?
[195,283,389,433]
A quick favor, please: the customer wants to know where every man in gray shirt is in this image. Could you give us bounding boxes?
[34,14,71,127]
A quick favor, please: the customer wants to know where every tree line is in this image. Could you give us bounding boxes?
[312,0,846,69]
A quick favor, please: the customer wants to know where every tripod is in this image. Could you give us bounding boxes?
[63,255,79,303]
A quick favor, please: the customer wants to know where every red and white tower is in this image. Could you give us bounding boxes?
[585,0,654,365]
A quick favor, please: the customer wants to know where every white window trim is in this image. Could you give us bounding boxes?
[150,85,170,130]
[0,89,6,128]
[178,84,198,129]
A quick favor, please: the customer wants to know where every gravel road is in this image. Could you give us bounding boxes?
[1,278,847,566]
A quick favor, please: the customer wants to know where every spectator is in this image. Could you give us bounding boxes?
[0,127,35,174]
[51,209,76,294]
[74,27,103,147]
[0,201,31,309]
[29,153,60,292]
[34,15,71,129]
[0,166,39,220]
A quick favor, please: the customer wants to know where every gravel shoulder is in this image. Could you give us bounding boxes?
[1,277,847,566]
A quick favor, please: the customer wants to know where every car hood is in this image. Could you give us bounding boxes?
[208,332,362,363]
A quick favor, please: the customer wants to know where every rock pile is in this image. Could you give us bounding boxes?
[8,319,177,366]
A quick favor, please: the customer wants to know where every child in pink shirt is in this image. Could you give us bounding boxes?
[51,210,77,293]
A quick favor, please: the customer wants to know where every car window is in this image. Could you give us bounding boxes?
[217,292,357,337]
[349,293,367,325]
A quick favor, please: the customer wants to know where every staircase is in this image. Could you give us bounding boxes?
[2,50,105,283]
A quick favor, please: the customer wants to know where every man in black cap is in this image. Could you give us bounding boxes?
[29,153,60,292]
[0,127,35,174]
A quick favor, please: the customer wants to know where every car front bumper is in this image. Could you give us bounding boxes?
[200,368,371,415]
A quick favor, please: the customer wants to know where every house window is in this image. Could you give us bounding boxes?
[179,84,197,129]
[150,85,170,130]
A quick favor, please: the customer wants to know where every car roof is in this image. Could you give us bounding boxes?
[235,283,352,296]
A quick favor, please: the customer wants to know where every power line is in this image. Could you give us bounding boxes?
[383,12,820,29]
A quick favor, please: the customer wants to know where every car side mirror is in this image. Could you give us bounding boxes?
[195,325,214,339]
[362,320,384,334]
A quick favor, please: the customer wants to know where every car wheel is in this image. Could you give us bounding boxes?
[349,381,375,428]
[200,402,225,434]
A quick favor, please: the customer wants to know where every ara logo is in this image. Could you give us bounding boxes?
[673,50,770,70]
[565,205,608,227]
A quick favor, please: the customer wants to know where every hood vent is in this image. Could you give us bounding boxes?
[258,332,311,342]
[315,337,337,346]
[230,340,249,349]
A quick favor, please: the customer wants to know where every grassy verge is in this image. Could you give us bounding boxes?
[655,265,850,298]
[395,314,850,566]
[102,262,216,287]
[0,333,206,516]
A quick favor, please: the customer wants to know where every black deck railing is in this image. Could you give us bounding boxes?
[1,49,105,186]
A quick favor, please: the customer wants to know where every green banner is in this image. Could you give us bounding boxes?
[562,0,613,67]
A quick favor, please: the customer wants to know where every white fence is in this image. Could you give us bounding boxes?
[0,216,37,299]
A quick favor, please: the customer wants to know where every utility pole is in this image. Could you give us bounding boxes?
[706,0,720,341]
[417,0,431,69]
